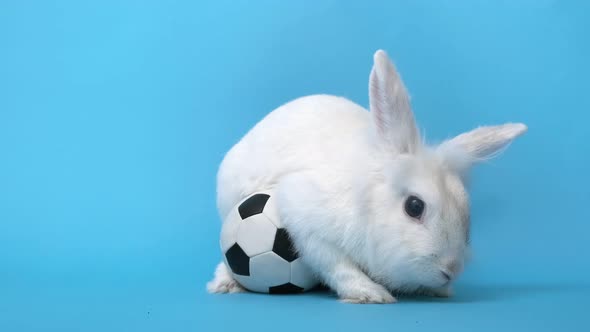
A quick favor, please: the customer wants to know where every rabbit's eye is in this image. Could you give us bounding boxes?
[404,195,425,219]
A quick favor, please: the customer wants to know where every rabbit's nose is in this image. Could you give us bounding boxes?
[445,260,462,276]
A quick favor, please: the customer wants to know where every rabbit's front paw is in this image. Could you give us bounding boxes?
[206,262,246,294]
[207,277,245,294]
[339,281,397,304]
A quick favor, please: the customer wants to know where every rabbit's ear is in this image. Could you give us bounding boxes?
[437,123,528,174]
[369,50,420,154]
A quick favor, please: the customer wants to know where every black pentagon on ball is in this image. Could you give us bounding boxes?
[269,282,304,294]
[238,193,270,219]
[225,243,250,276]
[272,228,299,262]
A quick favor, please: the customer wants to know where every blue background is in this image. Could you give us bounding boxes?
[1,1,589,331]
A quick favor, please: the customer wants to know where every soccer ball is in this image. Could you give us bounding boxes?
[220,192,319,293]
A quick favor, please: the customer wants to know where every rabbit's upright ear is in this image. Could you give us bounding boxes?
[437,123,528,174]
[369,50,420,154]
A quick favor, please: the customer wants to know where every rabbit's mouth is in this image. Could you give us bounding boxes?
[433,260,463,287]
[440,270,452,282]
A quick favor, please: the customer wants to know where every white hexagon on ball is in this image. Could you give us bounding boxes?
[220,207,241,252]
[291,258,318,290]
[232,274,269,294]
[249,252,291,286]
[261,193,283,228]
[236,214,277,257]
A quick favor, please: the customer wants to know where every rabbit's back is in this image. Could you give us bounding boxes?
[216,94,372,220]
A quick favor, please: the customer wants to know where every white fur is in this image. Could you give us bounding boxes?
[207,262,245,294]
[209,50,527,303]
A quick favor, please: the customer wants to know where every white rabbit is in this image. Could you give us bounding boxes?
[207,50,527,303]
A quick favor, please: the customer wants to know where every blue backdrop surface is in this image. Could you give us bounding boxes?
[1,1,589,331]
